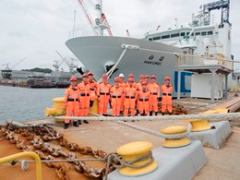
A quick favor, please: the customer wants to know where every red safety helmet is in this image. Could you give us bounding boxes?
[139,74,144,79]
[164,76,171,81]
[87,71,93,76]
[128,77,135,82]
[128,73,134,78]
[70,75,77,81]
[151,75,157,79]
[102,73,108,79]
[114,77,119,82]
[82,73,88,78]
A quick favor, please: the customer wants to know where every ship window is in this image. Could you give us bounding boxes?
[161,35,170,39]
[149,38,153,41]
[201,32,206,36]
[186,32,190,36]
[195,32,200,36]
[207,31,213,35]
[152,36,160,40]
[180,32,185,36]
[171,33,179,38]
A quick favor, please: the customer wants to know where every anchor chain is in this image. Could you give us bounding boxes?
[0,123,115,179]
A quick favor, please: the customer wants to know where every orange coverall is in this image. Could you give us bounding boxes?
[119,82,127,113]
[110,86,124,116]
[161,84,173,113]
[78,82,91,116]
[97,82,111,115]
[64,86,79,123]
[148,83,160,113]
[138,89,150,115]
[89,80,97,101]
[124,86,137,116]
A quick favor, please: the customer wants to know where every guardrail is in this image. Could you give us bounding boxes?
[177,53,234,70]
[0,151,42,180]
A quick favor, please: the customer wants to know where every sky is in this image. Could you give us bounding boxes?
[0,0,239,71]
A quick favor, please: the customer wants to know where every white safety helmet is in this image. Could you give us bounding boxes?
[119,73,125,78]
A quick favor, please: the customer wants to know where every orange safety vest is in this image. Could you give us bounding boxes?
[161,84,173,113]
[64,85,79,123]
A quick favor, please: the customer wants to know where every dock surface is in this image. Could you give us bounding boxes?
[1,94,240,179]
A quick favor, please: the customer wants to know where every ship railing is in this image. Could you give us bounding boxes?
[0,151,42,180]
[177,53,234,70]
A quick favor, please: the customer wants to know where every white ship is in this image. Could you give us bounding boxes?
[66,0,233,95]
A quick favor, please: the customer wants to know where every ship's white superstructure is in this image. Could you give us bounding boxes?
[66,0,233,96]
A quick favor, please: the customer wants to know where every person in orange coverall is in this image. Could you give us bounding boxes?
[78,73,90,124]
[124,77,137,116]
[64,75,79,129]
[97,74,112,116]
[110,77,124,116]
[138,80,150,116]
[148,75,160,116]
[87,71,97,107]
[118,73,126,114]
[161,76,173,114]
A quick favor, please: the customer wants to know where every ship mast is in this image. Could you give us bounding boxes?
[95,0,112,36]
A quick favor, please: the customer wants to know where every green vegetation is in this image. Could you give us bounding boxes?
[22,67,52,73]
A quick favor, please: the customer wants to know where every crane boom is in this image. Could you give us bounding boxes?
[101,13,113,36]
[11,57,27,69]
[77,0,98,35]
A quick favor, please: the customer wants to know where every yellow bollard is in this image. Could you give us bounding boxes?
[45,97,66,117]
[0,151,42,180]
[116,141,158,176]
[160,125,191,148]
[90,99,98,115]
[188,119,211,132]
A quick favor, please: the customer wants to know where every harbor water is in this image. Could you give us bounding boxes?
[0,86,64,122]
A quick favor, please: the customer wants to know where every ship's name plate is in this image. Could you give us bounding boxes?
[144,55,164,66]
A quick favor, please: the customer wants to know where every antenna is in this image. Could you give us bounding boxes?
[72,10,77,38]
[174,18,178,28]
[126,29,130,37]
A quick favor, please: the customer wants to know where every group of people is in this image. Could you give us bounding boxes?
[64,72,173,129]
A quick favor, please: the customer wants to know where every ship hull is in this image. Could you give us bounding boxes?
[66,36,191,95]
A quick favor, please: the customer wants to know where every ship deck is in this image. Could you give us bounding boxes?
[1,94,240,180]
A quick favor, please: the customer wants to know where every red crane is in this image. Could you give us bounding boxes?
[77,0,98,35]
[77,0,113,36]
[101,13,113,36]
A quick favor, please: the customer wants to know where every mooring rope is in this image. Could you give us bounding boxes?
[55,112,240,122]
